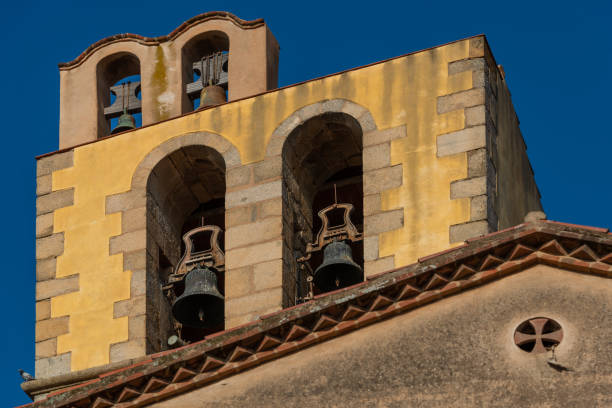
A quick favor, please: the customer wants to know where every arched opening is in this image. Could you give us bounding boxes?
[181,31,230,112]
[96,52,142,137]
[282,112,364,303]
[145,145,226,351]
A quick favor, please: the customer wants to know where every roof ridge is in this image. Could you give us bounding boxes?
[22,220,612,407]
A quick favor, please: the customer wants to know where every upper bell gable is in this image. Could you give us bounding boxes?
[58,11,279,149]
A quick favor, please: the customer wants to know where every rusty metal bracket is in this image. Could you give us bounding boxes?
[312,202,362,251]
[298,202,363,266]
[168,224,225,284]
[295,263,315,304]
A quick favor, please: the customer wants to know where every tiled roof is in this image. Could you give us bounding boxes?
[21,220,612,407]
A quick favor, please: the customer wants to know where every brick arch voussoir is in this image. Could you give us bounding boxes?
[264,99,378,158]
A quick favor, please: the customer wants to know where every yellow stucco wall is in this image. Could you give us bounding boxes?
[49,38,474,371]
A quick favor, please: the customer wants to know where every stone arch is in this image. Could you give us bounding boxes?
[129,132,241,192]
[106,132,240,362]
[265,99,378,159]
[264,99,405,300]
[277,104,369,300]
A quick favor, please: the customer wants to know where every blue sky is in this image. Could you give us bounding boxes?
[2,1,610,405]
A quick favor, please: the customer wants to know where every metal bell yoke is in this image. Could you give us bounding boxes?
[298,194,364,296]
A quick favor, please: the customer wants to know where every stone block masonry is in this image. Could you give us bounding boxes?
[224,158,285,328]
[361,125,406,277]
[34,150,76,378]
[437,38,500,244]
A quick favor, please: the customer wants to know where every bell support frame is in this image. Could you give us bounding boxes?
[172,225,225,280]
[297,201,364,301]
[162,223,226,339]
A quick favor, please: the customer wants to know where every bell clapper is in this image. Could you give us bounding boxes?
[198,307,205,322]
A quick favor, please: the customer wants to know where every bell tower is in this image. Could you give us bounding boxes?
[32,15,543,401]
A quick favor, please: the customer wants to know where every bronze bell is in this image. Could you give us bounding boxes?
[313,240,363,293]
[111,110,136,134]
[172,266,224,328]
[198,85,226,109]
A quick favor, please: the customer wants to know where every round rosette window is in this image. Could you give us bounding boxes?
[514,317,563,354]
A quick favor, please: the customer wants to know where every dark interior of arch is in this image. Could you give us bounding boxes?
[96,52,141,138]
[181,31,230,112]
[282,112,364,304]
[145,145,226,351]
